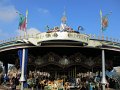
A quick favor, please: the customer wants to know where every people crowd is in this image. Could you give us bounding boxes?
[0,69,120,90]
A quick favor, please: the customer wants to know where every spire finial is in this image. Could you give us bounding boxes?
[61,7,67,24]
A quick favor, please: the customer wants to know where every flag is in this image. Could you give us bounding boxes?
[102,16,108,31]
[19,14,26,31]
[100,10,108,32]
[17,10,28,31]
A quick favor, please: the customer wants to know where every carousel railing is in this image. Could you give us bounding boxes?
[0,32,120,47]
[89,34,120,44]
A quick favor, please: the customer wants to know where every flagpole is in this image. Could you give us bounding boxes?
[100,10,103,38]
[25,10,28,36]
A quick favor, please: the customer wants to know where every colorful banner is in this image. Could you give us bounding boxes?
[102,16,108,31]
[100,10,110,32]
[19,14,26,31]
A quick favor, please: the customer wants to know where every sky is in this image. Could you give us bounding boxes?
[0,0,120,40]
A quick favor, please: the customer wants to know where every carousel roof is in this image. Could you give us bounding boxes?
[0,30,120,52]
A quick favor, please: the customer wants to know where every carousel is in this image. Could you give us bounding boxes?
[0,12,120,90]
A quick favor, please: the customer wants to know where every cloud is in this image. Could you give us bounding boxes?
[38,8,49,14]
[17,28,41,36]
[0,5,18,22]
[27,28,41,35]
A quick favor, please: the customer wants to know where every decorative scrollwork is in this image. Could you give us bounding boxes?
[74,53,82,62]
[85,57,94,67]
[69,53,85,63]
[59,56,69,65]
[75,56,81,62]
[35,56,43,65]
[45,33,51,38]
[42,52,60,63]
[48,56,54,62]
[53,33,58,37]
[68,33,73,37]
[76,34,80,38]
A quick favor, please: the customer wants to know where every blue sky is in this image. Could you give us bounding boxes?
[0,0,120,40]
